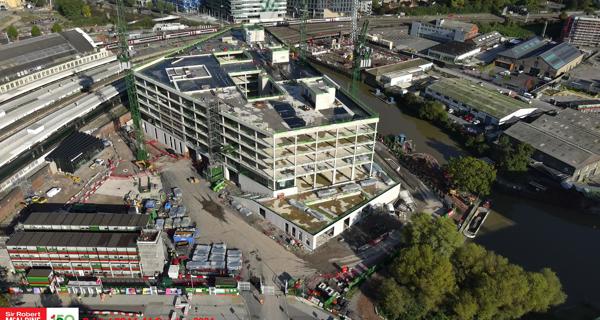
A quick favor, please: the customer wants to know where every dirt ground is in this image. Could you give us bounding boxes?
[159,159,317,287]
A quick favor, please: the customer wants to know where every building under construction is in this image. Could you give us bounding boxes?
[134,29,400,250]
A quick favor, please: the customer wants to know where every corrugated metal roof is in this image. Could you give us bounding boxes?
[6,231,138,248]
[540,42,582,70]
[22,212,149,229]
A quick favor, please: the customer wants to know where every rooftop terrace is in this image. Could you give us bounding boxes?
[260,165,396,234]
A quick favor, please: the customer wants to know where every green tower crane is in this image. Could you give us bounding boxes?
[116,0,148,161]
[299,0,308,62]
[351,19,370,97]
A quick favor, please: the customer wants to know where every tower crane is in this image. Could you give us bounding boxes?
[116,0,148,161]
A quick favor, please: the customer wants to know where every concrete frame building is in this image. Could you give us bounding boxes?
[287,0,370,18]
[364,58,434,89]
[561,16,600,48]
[134,31,400,250]
[204,0,286,23]
[425,78,537,126]
[410,19,478,43]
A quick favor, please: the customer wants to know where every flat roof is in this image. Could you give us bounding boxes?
[22,212,149,228]
[260,169,396,234]
[0,29,95,82]
[428,41,477,56]
[365,58,432,77]
[427,78,531,119]
[6,231,138,248]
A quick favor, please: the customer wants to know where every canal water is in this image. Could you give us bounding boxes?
[316,65,600,306]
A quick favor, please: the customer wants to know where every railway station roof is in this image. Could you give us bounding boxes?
[0,28,96,83]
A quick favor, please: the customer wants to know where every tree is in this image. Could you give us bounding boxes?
[391,245,456,313]
[445,156,496,196]
[82,4,92,17]
[6,25,18,41]
[401,212,464,257]
[465,134,489,156]
[31,25,42,37]
[0,293,9,307]
[51,22,63,33]
[496,135,533,174]
[418,101,448,124]
[55,0,84,17]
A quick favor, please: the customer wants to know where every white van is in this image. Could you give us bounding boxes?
[46,187,62,198]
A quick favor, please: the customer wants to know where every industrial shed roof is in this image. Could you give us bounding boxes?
[22,212,149,229]
[427,78,531,120]
[539,42,582,70]
[6,231,138,248]
[45,131,104,165]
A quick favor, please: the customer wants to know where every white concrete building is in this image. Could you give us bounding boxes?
[134,30,400,250]
[268,46,289,64]
[243,25,265,43]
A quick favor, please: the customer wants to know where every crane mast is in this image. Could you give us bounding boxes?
[116,0,148,161]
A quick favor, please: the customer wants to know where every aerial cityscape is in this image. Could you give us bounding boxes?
[0,0,599,319]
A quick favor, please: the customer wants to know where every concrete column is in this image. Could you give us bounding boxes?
[272,135,276,190]
[332,128,339,184]
[313,133,319,189]
[369,122,378,177]
[350,124,359,180]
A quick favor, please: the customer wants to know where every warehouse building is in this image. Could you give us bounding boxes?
[425,78,537,126]
[469,31,502,48]
[427,41,480,64]
[364,58,433,88]
[134,31,400,250]
[495,37,583,78]
[504,109,600,182]
[561,15,600,48]
[410,19,478,43]
[45,131,105,174]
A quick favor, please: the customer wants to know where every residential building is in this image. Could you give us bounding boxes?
[364,58,433,88]
[504,109,600,182]
[410,19,478,43]
[134,32,400,250]
[204,0,286,23]
[425,78,537,126]
[495,37,583,78]
[427,41,480,64]
[561,16,600,48]
[5,212,165,278]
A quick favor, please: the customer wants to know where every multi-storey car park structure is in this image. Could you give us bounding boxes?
[134,29,400,250]
[6,212,166,278]
[0,29,122,193]
[561,16,600,48]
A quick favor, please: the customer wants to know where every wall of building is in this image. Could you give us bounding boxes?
[142,119,187,155]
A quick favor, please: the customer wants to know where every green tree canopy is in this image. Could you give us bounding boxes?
[445,156,497,196]
[31,25,42,37]
[401,212,464,257]
[6,25,18,41]
[418,101,448,124]
[379,217,566,320]
[55,0,84,17]
[51,22,63,33]
[82,4,92,17]
[496,135,533,174]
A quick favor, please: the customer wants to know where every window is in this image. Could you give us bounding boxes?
[292,227,296,237]
[259,208,266,218]
[285,223,289,233]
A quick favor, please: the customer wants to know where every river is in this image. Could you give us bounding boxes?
[316,65,600,307]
